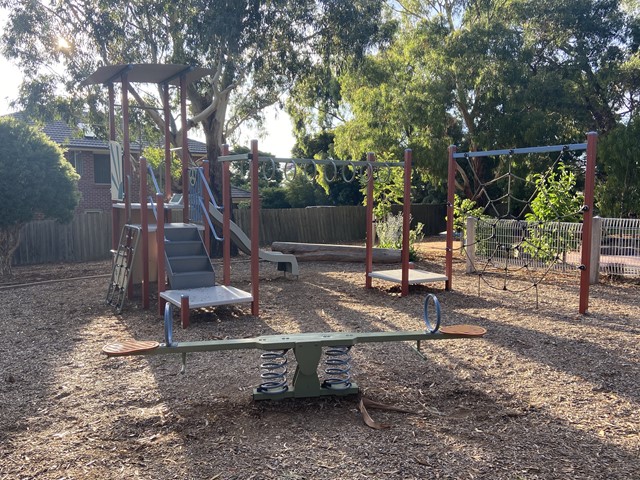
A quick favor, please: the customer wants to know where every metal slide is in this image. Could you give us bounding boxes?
[207,202,299,276]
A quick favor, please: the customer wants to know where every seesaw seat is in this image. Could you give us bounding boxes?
[439,325,486,336]
[102,340,160,356]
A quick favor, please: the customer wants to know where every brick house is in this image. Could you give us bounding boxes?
[40,120,215,213]
[5,113,252,213]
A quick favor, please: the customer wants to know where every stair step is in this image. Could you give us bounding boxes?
[164,226,201,242]
[168,271,216,290]
[167,255,213,274]
[165,241,206,257]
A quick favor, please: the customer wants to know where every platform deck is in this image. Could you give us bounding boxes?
[160,285,253,309]
[368,268,447,284]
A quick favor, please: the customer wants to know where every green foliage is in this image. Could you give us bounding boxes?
[142,146,181,189]
[292,0,639,211]
[261,187,291,209]
[2,0,388,214]
[597,119,640,217]
[0,117,80,227]
[523,162,583,260]
[375,212,424,261]
[283,173,329,208]
[525,163,583,223]
[0,117,80,275]
[452,195,485,238]
[360,162,405,219]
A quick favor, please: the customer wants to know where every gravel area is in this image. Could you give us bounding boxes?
[1,239,638,479]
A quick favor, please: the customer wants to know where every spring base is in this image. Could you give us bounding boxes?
[253,382,359,401]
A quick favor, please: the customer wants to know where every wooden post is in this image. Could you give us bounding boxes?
[122,72,131,224]
[445,145,456,290]
[181,295,190,329]
[180,74,189,223]
[157,194,166,317]
[401,149,412,296]
[579,132,598,314]
[108,83,118,251]
[222,145,232,286]
[162,84,172,202]
[140,156,149,309]
[365,152,375,289]
[250,140,260,316]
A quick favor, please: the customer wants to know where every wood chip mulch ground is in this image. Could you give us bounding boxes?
[0,238,638,479]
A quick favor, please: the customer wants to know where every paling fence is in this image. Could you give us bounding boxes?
[12,212,113,266]
[466,217,640,281]
[12,204,447,266]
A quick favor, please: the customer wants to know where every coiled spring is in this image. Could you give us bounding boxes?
[322,346,352,389]
[256,350,289,394]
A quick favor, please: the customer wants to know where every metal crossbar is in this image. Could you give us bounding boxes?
[453,143,587,158]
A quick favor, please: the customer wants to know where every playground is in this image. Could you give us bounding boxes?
[1,239,638,479]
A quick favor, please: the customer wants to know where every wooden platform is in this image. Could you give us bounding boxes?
[368,268,447,285]
[160,285,253,308]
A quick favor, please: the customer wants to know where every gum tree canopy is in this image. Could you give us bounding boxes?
[0,118,80,275]
[1,0,388,205]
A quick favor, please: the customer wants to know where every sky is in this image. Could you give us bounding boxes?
[0,13,296,157]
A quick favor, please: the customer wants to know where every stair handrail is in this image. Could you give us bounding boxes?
[194,167,224,242]
[146,164,162,220]
[198,197,223,241]
[147,164,162,196]
[195,167,222,211]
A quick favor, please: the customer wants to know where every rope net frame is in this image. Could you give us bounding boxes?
[445,134,598,314]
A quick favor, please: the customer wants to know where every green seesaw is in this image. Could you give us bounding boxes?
[103,294,486,400]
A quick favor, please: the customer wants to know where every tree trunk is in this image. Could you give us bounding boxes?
[200,94,238,258]
[0,224,23,277]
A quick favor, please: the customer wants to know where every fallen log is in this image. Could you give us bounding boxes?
[271,242,401,263]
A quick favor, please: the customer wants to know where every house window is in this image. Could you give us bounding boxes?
[69,152,83,176]
[94,154,110,184]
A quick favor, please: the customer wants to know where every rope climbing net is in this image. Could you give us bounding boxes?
[447,140,597,309]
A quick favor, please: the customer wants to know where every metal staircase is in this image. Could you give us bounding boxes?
[164,225,215,290]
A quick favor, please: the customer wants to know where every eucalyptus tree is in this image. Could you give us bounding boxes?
[326,0,639,201]
[1,0,387,204]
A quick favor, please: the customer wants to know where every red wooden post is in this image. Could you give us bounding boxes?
[122,72,131,224]
[579,132,598,314]
[401,149,412,296]
[365,152,375,289]
[181,295,190,329]
[250,140,260,315]
[445,145,456,290]
[157,194,166,317]
[140,156,150,309]
[222,145,232,286]
[180,74,189,223]
[108,83,118,251]
[162,84,172,202]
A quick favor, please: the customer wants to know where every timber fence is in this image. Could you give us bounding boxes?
[13,204,447,266]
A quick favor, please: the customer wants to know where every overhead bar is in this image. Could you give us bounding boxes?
[217,154,404,167]
[453,143,588,159]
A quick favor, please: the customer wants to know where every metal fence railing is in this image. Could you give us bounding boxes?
[466,217,640,281]
[468,219,583,275]
[600,218,640,277]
